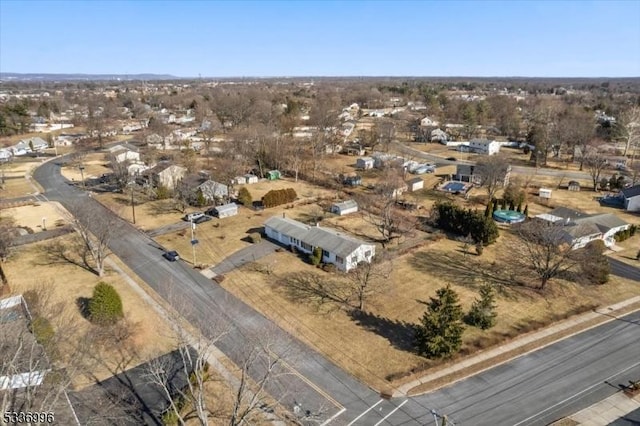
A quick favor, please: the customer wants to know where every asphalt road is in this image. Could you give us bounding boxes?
[610,257,640,282]
[33,157,640,425]
[393,141,594,181]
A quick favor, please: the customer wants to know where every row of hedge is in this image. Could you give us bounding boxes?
[262,188,297,208]
[435,202,499,245]
[614,224,638,242]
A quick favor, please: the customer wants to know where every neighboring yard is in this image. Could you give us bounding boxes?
[2,201,68,232]
[4,236,177,388]
[0,157,46,198]
[216,213,640,392]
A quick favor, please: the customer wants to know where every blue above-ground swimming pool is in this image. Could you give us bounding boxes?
[493,210,526,224]
[441,181,468,193]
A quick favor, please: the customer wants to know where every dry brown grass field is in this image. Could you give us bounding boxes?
[1,201,67,231]
[215,206,640,392]
[0,157,46,198]
[4,237,177,388]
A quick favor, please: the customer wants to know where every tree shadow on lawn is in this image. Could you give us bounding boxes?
[349,310,416,352]
[409,250,528,300]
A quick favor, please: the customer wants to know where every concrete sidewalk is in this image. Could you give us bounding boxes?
[567,391,640,425]
[397,295,640,396]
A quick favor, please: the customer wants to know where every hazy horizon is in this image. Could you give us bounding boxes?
[1,0,639,78]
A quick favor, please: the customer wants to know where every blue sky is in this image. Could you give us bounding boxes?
[1,0,639,77]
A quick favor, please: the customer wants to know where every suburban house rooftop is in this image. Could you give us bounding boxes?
[264,216,368,258]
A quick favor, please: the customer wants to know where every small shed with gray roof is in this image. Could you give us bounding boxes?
[330,199,358,216]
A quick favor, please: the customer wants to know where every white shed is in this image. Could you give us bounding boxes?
[214,203,238,218]
[407,177,424,192]
[232,176,247,185]
[539,188,552,199]
[244,174,259,184]
[330,199,359,216]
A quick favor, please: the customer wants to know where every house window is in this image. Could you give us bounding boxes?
[301,242,312,251]
[336,256,344,264]
[322,250,330,259]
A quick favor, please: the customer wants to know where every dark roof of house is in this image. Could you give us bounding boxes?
[546,207,591,222]
[621,185,640,199]
[408,177,424,185]
[68,348,195,426]
[538,207,629,240]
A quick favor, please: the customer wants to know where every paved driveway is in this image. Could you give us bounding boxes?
[210,239,281,276]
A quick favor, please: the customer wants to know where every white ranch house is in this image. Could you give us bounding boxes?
[264,216,375,272]
[534,207,629,249]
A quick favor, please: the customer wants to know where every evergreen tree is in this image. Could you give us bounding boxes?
[88,282,124,326]
[195,189,207,207]
[465,284,497,330]
[415,285,465,358]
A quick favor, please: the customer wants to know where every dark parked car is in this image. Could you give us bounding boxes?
[194,215,212,224]
[163,250,180,262]
[445,156,457,161]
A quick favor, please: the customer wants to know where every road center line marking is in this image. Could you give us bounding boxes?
[513,358,640,426]
[373,399,408,426]
[347,399,384,426]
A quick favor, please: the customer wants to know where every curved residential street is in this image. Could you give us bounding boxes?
[33,157,640,425]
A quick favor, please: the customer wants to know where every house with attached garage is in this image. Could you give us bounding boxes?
[107,144,141,164]
[534,207,629,249]
[264,216,375,272]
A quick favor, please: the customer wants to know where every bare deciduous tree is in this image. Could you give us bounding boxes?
[347,255,392,312]
[584,143,610,190]
[0,216,17,287]
[617,106,640,158]
[474,155,511,200]
[510,220,580,289]
[67,202,116,277]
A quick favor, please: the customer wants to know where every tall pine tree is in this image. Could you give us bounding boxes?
[415,285,465,358]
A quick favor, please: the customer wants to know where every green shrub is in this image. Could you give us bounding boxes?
[249,232,261,243]
[156,185,170,200]
[88,282,124,326]
[262,188,297,208]
[309,247,322,266]
[238,186,253,207]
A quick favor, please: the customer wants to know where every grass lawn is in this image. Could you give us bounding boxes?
[1,201,68,231]
[217,223,640,392]
[4,236,177,388]
[60,152,110,181]
[0,158,46,198]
